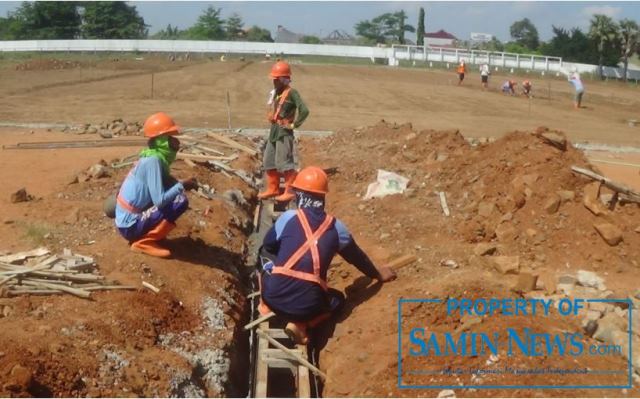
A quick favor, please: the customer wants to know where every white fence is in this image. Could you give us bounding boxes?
[1,39,639,81]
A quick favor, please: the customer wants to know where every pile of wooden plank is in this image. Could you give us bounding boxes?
[0,248,135,299]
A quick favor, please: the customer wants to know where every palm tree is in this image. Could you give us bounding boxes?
[619,19,639,82]
[588,14,619,79]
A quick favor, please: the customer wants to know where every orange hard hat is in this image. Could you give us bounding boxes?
[143,112,180,138]
[270,61,291,79]
[291,166,328,195]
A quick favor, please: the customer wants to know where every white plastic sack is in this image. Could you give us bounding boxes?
[363,169,410,200]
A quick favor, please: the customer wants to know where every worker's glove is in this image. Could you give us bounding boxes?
[377,266,397,283]
[180,177,198,191]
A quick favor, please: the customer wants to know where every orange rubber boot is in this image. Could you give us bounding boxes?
[257,170,280,200]
[275,170,297,202]
[131,220,175,258]
[285,321,309,345]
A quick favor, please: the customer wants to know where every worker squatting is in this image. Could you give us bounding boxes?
[106,61,397,345]
[408,298,604,358]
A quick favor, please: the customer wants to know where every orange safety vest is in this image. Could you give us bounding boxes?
[271,210,334,291]
[457,63,466,74]
[267,87,294,128]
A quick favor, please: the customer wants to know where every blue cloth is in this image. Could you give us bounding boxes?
[117,193,188,241]
[115,157,184,229]
[261,208,379,320]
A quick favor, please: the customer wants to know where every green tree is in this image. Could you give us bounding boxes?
[300,35,321,44]
[245,25,273,42]
[184,6,225,40]
[355,11,415,45]
[589,14,619,78]
[225,13,244,40]
[10,1,81,39]
[150,24,182,40]
[0,15,24,40]
[509,18,539,50]
[417,7,425,46]
[618,19,639,82]
[81,2,147,39]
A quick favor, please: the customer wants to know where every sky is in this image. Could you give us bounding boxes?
[0,1,638,42]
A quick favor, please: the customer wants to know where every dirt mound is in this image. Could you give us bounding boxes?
[15,58,90,71]
[299,121,640,397]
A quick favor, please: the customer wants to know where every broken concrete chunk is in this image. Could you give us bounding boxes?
[477,201,495,217]
[577,270,606,290]
[556,190,575,203]
[474,243,497,256]
[593,313,627,344]
[593,222,623,246]
[543,195,561,214]
[538,272,557,294]
[88,164,109,179]
[437,389,456,398]
[495,224,518,242]
[539,132,567,151]
[492,256,520,274]
[512,272,538,293]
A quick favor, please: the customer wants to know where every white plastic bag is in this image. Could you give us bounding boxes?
[363,169,410,200]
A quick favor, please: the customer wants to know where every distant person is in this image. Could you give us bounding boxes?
[568,69,584,109]
[115,112,197,258]
[480,63,490,89]
[258,61,310,203]
[502,80,517,96]
[522,80,533,98]
[456,59,467,85]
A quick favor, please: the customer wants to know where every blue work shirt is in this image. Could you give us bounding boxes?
[261,208,379,318]
[115,157,184,228]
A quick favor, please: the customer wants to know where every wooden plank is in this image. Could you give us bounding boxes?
[244,311,275,331]
[0,247,49,264]
[257,329,327,381]
[438,191,450,216]
[297,344,311,398]
[207,132,258,156]
[264,328,289,339]
[387,254,418,271]
[571,166,640,201]
[3,139,145,150]
[255,323,269,398]
[142,281,160,293]
[177,152,237,162]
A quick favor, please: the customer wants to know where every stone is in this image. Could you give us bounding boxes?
[126,124,139,134]
[437,389,456,398]
[86,127,98,134]
[540,132,567,151]
[583,182,606,216]
[522,174,539,187]
[577,270,606,290]
[526,228,538,238]
[457,315,482,332]
[99,130,113,139]
[543,195,561,214]
[635,226,640,234]
[10,188,33,203]
[589,301,614,314]
[495,224,518,242]
[4,364,32,391]
[512,272,538,293]
[88,164,109,179]
[538,272,557,294]
[492,256,520,274]
[477,201,495,217]
[474,243,497,256]
[582,309,602,337]
[593,223,623,246]
[593,313,627,344]
[557,190,575,203]
[404,132,417,141]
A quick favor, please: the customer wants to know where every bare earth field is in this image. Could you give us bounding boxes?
[0,55,639,398]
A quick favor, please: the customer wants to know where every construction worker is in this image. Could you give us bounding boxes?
[114,112,197,258]
[568,69,585,109]
[258,61,309,203]
[479,63,490,90]
[522,80,532,97]
[502,79,517,96]
[258,166,396,344]
[456,59,467,85]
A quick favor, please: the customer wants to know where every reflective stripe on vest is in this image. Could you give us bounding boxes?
[269,87,294,127]
[271,210,334,291]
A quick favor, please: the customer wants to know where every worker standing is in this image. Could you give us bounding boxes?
[114,112,197,258]
[258,167,396,344]
[522,80,533,97]
[568,69,585,109]
[258,61,310,203]
[456,59,467,85]
[479,63,490,90]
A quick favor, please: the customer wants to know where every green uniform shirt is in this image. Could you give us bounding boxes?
[269,88,309,143]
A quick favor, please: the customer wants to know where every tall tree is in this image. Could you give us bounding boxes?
[225,13,244,40]
[417,7,425,46]
[396,11,415,44]
[509,18,539,50]
[81,2,147,39]
[184,6,225,40]
[150,23,182,40]
[589,14,619,79]
[618,19,639,82]
[355,11,415,45]
[245,26,273,42]
[11,1,81,39]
